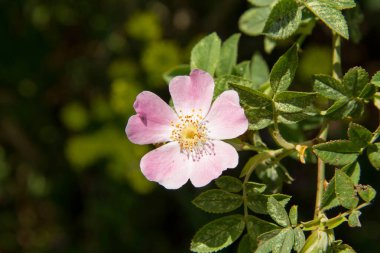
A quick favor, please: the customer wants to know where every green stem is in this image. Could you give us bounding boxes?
[332,33,342,80]
[314,121,328,218]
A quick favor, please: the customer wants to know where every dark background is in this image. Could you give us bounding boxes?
[1,0,380,252]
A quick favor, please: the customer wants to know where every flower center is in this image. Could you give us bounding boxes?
[170,109,214,161]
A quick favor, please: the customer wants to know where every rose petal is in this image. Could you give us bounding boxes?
[169,69,214,117]
[126,91,177,144]
[189,140,238,187]
[205,90,248,140]
[140,142,191,189]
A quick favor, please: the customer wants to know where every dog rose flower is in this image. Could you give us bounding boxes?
[126,69,248,189]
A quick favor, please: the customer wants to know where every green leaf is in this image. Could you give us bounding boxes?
[335,169,358,209]
[214,75,256,97]
[255,162,293,192]
[246,107,274,130]
[319,0,356,10]
[341,162,361,185]
[313,74,347,100]
[321,163,360,210]
[267,196,290,227]
[333,243,356,253]
[270,44,298,94]
[293,228,306,252]
[237,234,256,253]
[325,216,347,229]
[346,6,364,44]
[247,193,291,214]
[234,61,251,79]
[215,176,243,193]
[274,91,316,113]
[256,228,294,253]
[342,67,369,97]
[348,123,372,148]
[313,140,360,166]
[246,181,267,194]
[357,185,376,202]
[263,0,302,39]
[248,0,276,6]
[251,52,269,87]
[264,37,277,54]
[324,98,363,120]
[191,33,221,76]
[289,205,298,226]
[358,83,376,99]
[371,71,380,87]
[239,7,271,36]
[247,215,279,238]
[348,210,361,227]
[163,64,190,83]
[302,0,349,39]
[192,189,242,214]
[216,34,240,77]
[230,83,272,108]
[190,215,245,253]
[367,143,380,170]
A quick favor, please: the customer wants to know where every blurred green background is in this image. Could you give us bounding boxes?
[1,0,380,252]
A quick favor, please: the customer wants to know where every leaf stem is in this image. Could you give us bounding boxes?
[332,33,342,80]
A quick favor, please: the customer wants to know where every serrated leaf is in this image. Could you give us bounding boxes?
[246,107,274,130]
[289,205,298,226]
[335,169,358,209]
[371,71,380,87]
[303,0,349,39]
[192,189,242,214]
[358,83,376,99]
[191,33,221,76]
[234,61,251,79]
[278,111,316,124]
[247,193,291,214]
[247,215,279,238]
[248,0,276,6]
[293,228,305,252]
[324,99,363,120]
[255,162,293,192]
[270,44,298,94]
[313,140,360,166]
[214,75,256,97]
[263,0,302,39]
[268,196,290,227]
[321,163,360,210]
[348,210,361,227]
[230,83,272,108]
[216,34,240,77]
[190,215,245,253]
[163,64,190,83]
[313,74,347,100]
[357,185,376,202]
[348,123,372,148]
[367,143,380,170]
[239,7,271,36]
[319,0,356,10]
[341,162,360,185]
[215,176,243,193]
[256,228,294,253]
[342,67,369,97]
[274,91,316,113]
[251,52,269,87]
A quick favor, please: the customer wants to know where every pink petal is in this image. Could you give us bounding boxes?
[140,142,190,189]
[126,91,177,144]
[169,69,214,117]
[205,90,248,140]
[189,140,238,187]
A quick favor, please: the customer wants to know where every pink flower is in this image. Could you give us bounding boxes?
[125,69,248,189]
